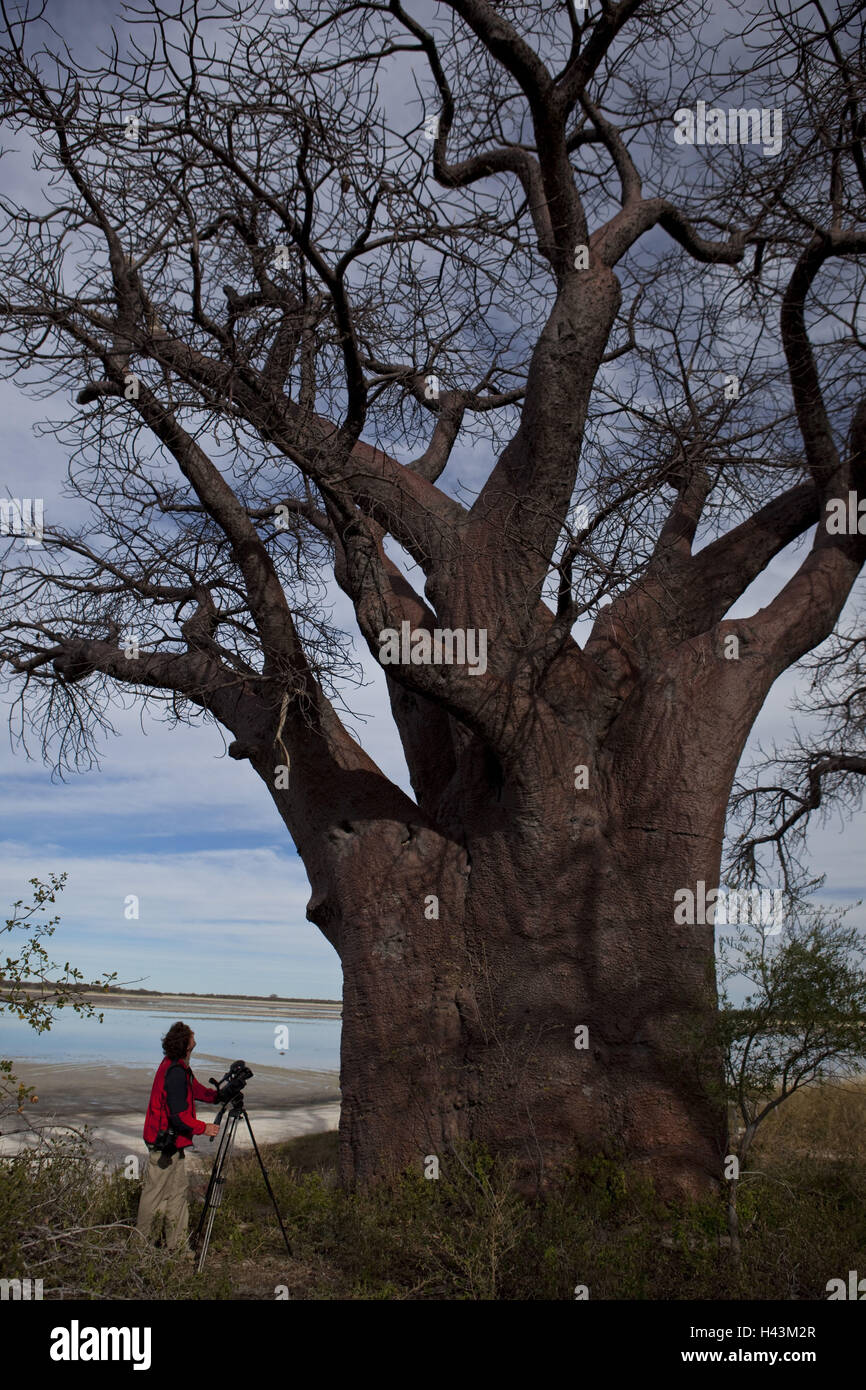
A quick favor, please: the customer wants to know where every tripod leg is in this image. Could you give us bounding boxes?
[193,1111,235,1246]
[194,1123,230,1245]
[243,1110,293,1258]
[194,1110,241,1273]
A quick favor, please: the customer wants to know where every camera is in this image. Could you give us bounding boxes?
[211,1059,253,1105]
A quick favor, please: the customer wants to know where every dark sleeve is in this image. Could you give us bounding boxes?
[165,1064,194,1138]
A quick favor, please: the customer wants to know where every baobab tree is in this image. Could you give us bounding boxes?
[0,0,864,1197]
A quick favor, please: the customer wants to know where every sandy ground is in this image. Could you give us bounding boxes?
[0,1059,341,1164]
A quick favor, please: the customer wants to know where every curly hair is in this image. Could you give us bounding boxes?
[161,1021,193,1061]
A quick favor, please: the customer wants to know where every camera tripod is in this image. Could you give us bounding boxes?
[192,1091,293,1272]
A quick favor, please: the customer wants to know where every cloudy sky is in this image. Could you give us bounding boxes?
[0,0,862,1001]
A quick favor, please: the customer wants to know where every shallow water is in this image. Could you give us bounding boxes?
[0,1003,341,1074]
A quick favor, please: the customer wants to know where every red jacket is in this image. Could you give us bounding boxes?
[143,1056,217,1149]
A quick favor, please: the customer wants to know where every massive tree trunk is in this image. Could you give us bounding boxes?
[319,758,727,1197]
[260,624,779,1199]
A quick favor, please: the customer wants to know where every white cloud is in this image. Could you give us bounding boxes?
[0,841,339,997]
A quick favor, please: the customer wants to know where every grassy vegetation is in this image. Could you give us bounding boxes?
[2,1080,866,1300]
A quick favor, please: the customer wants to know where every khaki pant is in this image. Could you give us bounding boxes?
[136,1146,188,1250]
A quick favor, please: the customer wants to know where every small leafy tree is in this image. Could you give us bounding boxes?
[1,874,116,1111]
[718,902,866,1261]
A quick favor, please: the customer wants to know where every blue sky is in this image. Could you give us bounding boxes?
[0,0,863,1001]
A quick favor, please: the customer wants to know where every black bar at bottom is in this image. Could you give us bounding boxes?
[8,1296,861,1376]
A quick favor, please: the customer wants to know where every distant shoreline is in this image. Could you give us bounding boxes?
[4,981,340,1007]
[4,983,341,1019]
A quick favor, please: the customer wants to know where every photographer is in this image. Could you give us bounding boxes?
[136,1021,220,1253]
